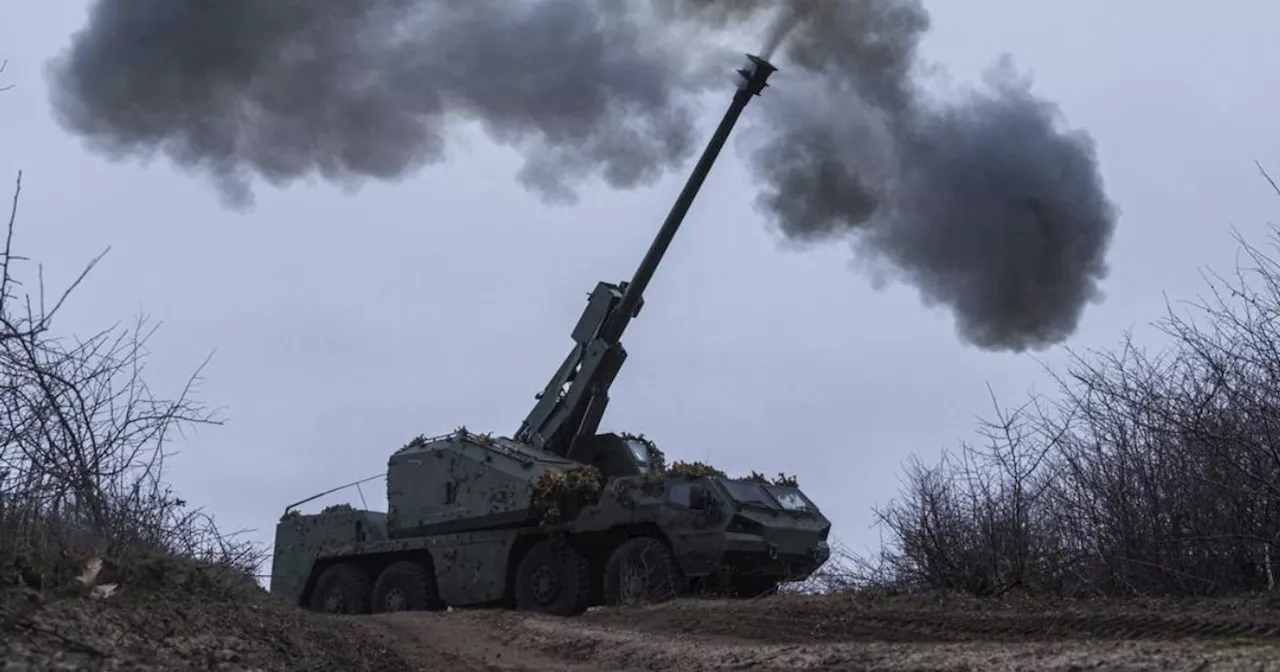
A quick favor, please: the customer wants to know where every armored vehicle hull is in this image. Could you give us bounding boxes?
[270,431,830,615]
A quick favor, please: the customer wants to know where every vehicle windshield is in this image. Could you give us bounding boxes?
[624,438,651,466]
[764,484,814,512]
[718,479,778,509]
[664,480,699,508]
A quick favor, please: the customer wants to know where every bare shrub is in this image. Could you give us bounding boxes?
[861,170,1280,598]
[0,171,264,590]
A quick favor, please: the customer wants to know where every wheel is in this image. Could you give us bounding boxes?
[513,540,592,616]
[308,562,371,615]
[371,559,445,613]
[602,536,684,607]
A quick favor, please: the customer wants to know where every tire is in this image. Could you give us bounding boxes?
[513,540,592,617]
[602,536,684,607]
[371,559,446,613]
[308,562,371,615]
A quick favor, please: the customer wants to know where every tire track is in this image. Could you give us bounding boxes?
[364,608,1280,672]
[581,597,1280,644]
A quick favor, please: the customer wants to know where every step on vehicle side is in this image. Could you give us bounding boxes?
[269,54,832,618]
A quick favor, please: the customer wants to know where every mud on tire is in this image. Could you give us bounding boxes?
[308,562,371,615]
[514,539,592,617]
[371,559,446,613]
[603,536,684,607]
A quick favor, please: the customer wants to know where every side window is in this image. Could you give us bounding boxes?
[665,482,693,508]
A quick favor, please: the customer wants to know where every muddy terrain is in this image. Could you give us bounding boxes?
[366,594,1280,671]
[6,559,1280,671]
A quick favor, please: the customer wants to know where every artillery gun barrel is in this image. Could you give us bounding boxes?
[600,54,777,344]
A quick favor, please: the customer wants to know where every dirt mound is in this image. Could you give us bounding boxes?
[1,552,417,672]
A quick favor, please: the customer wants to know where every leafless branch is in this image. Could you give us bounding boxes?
[830,167,1280,599]
[0,171,263,588]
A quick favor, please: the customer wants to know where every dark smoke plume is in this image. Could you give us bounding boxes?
[734,0,1117,351]
[660,0,1115,350]
[47,0,713,207]
[49,0,1117,352]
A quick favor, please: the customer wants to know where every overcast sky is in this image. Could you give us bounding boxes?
[3,1,1279,564]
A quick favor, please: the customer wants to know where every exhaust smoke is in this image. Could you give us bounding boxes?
[48,0,1117,352]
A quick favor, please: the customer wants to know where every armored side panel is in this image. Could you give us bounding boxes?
[428,530,518,606]
[307,528,523,607]
[270,507,388,606]
[386,432,586,539]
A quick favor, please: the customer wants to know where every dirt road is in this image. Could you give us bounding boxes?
[10,563,1280,671]
[360,595,1280,671]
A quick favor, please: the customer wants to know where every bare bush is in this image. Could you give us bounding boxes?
[0,171,264,587]
[860,171,1280,598]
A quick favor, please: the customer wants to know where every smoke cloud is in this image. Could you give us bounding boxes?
[48,0,713,207]
[48,0,1117,352]
[737,1,1117,351]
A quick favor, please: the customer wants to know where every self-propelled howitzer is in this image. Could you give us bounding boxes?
[269,54,831,618]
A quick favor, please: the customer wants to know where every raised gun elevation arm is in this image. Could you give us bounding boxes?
[515,55,777,459]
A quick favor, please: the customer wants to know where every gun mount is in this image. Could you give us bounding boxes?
[270,54,831,620]
[515,54,778,459]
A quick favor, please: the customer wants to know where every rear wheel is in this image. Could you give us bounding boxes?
[514,540,592,616]
[371,560,445,613]
[308,562,371,615]
[602,536,683,607]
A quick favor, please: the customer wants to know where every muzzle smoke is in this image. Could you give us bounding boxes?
[48,0,1117,352]
[49,1,711,207]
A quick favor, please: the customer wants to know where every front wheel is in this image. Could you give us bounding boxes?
[513,540,592,617]
[602,536,684,607]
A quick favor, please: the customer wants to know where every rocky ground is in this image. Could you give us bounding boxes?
[6,556,1280,671]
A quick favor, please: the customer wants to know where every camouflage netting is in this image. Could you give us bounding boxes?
[453,426,494,442]
[745,471,800,488]
[401,427,496,454]
[661,462,801,488]
[666,461,726,479]
[321,503,355,515]
[531,465,604,528]
[277,503,357,523]
[401,434,429,451]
